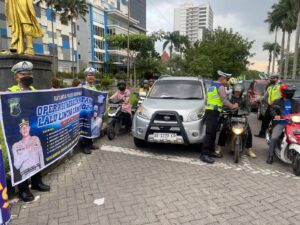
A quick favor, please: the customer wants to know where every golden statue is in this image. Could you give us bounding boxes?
[5,0,43,55]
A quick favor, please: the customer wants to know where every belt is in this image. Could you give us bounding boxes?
[206,104,222,111]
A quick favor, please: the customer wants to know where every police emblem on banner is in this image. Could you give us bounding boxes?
[8,98,21,116]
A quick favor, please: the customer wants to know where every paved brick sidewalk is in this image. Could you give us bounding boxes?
[9,145,300,225]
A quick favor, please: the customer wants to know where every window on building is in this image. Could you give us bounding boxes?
[77,25,80,31]
[94,11,104,24]
[94,39,105,50]
[93,25,105,37]
[78,54,81,59]
[95,52,105,62]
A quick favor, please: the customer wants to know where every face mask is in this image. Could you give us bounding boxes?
[20,76,33,86]
[286,93,294,99]
[93,112,98,118]
[270,80,276,84]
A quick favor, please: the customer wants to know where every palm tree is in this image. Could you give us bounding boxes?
[263,42,280,75]
[60,0,88,78]
[162,31,181,60]
[283,6,297,79]
[293,0,300,79]
[265,3,287,74]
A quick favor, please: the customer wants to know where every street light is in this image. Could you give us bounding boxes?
[127,0,131,85]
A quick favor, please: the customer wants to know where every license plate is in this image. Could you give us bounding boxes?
[293,130,300,135]
[153,133,177,141]
[109,104,119,108]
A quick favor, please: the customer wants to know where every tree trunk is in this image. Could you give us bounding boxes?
[268,52,272,76]
[284,32,291,79]
[71,22,75,79]
[272,27,278,73]
[279,30,285,75]
[292,10,300,79]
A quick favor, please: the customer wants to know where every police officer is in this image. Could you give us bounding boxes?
[255,72,281,138]
[12,119,45,180]
[80,67,99,154]
[200,70,239,164]
[8,61,50,202]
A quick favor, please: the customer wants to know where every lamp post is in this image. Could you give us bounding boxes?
[127,0,131,85]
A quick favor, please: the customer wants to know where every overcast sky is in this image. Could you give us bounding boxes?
[146,0,294,72]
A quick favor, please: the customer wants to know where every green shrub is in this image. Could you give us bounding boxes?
[101,77,112,87]
[114,71,127,80]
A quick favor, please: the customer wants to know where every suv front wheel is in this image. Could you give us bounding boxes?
[133,137,146,148]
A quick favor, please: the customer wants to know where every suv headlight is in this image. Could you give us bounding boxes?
[186,110,205,122]
[137,105,150,120]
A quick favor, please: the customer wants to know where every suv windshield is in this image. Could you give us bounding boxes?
[149,80,203,99]
[255,83,267,93]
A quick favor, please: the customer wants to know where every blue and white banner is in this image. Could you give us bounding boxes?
[0,87,107,186]
[0,149,10,225]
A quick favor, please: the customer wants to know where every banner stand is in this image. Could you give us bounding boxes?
[0,149,11,225]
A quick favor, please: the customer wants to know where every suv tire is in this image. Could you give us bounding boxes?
[134,137,146,148]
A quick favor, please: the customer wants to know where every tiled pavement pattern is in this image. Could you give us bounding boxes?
[9,144,300,225]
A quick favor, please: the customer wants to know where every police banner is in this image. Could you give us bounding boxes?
[0,149,10,225]
[0,87,107,186]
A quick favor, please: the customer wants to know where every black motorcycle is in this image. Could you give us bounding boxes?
[107,99,124,140]
[222,109,249,163]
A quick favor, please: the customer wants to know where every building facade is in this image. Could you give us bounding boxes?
[174,3,213,44]
[0,0,146,73]
[77,0,146,72]
[0,0,78,73]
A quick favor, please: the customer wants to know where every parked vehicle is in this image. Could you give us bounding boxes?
[222,109,249,163]
[242,80,252,91]
[107,99,124,140]
[246,79,269,113]
[258,80,300,120]
[132,76,206,147]
[266,114,300,176]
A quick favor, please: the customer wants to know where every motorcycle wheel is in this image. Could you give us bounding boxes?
[292,153,300,176]
[107,123,116,140]
[233,136,241,163]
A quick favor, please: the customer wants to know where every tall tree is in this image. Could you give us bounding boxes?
[185,28,254,78]
[263,42,280,76]
[293,0,300,79]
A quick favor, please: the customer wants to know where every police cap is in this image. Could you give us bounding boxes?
[217,70,232,78]
[11,61,33,74]
[19,118,30,128]
[270,72,280,78]
[84,67,96,76]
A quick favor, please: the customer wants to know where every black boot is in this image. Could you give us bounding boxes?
[254,132,265,138]
[31,173,50,192]
[210,151,223,158]
[90,144,99,150]
[199,155,215,164]
[19,189,34,202]
[82,147,92,154]
[266,156,273,164]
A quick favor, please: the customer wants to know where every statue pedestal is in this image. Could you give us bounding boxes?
[0,54,52,91]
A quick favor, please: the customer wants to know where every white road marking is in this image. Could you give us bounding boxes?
[100,145,298,179]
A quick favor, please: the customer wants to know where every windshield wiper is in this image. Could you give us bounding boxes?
[160,97,177,99]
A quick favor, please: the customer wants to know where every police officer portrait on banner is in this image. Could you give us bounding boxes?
[12,118,44,181]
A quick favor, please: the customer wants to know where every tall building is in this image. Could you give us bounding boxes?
[174,3,213,43]
[0,1,78,73]
[77,0,146,72]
